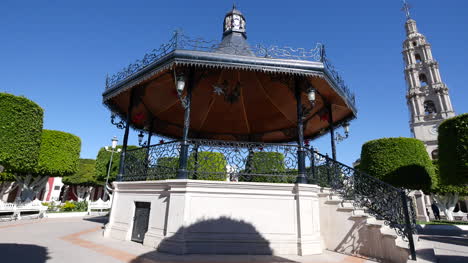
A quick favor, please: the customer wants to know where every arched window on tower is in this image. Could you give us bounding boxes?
[424,100,437,115]
[431,149,438,160]
[419,73,428,86]
[415,53,422,63]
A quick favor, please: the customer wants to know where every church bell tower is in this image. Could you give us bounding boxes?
[402,1,455,159]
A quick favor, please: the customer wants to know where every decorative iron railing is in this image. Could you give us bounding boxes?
[307,149,417,247]
[123,140,416,257]
[124,139,300,182]
[105,31,354,107]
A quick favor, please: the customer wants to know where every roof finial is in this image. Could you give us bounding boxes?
[402,0,412,20]
[232,3,237,10]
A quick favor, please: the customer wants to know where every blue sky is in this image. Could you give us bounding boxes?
[1,0,467,166]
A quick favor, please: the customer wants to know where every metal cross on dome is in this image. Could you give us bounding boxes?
[402,0,412,19]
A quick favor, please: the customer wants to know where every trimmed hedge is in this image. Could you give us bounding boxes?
[0,93,43,174]
[34,130,81,177]
[438,113,468,185]
[188,152,227,181]
[240,152,295,183]
[360,137,435,191]
[431,160,468,195]
[62,159,97,185]
[150,153,227,181]
[95,145,138,183]
[151,157,179,180]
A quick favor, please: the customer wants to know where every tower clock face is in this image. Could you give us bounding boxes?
[429,125,438,135]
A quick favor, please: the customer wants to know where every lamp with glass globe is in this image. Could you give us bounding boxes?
[104,136,121,200]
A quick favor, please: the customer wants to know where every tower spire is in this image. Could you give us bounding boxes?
[401,7,455,159]
[402,0,412,20]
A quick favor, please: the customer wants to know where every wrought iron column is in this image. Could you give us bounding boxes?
[144,119,154,179]
[310,147,316,183]
[401,191,417,260]
[177,70,194,179]
[117,89,136,181]
[295,78,307,184]
[328,104,337,161]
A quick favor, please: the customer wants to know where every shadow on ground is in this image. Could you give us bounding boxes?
[437,254,468,263]
[419,235,468,247]
[417,225,468,237]
[129,216,297,263]
[82,215,109,226]
[0,243,50,263]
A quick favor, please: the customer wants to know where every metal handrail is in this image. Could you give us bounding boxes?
[307,148,416,260]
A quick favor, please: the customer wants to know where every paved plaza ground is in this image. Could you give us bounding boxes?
[0,216,376,263]
[417,225,468,263]
[1,216,467,263]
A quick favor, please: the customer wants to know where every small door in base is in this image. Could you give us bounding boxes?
[131,202,151,243]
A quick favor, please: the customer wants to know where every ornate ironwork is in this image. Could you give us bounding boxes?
[104,31,355,109]
[123,139,300,182]
[254,43,322,61]
[123,139,416,255]
[323,56,356,106]
[306,149,417,245]
[110,113,125,129]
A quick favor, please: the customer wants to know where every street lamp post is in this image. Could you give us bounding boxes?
[104,136,121,200]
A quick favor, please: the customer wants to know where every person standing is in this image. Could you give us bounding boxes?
[431,202,441,220]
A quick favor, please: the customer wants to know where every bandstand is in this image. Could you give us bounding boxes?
[102,7,417,260]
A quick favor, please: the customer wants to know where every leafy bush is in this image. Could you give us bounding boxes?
[188,152,227,181]
[0,93,43,174]
[63,159,97,186]
[438,113,468,185]
[430,160,468,195]
[150,153,227,181]
[34,130,81,177]
[239,152,294,183]
[74,201,88,211]
[61,201,76,212]
[150,157,179,180]
[60,201,88,212]
[95,145,138,183]
[360,137,436,191]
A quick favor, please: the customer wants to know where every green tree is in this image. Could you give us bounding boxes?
[150,157,179,180]
[62,159,97,201]
[95,145,138,185]
[188,151,227,181]
[359,137,436,191]
[431,114,468,220]
[240,152,295,183]
[63,159,97,186]
[18,130,81,200]
[0,93,43,176]
[438,113,468,185]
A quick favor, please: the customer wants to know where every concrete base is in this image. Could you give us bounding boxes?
[104,180,322,256]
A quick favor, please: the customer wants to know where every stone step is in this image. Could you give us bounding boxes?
[341,201,354,208]
[350,209,367,217]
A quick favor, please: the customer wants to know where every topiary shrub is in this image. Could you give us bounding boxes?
[95,145,138,183]
[438,113,468,185]
[34,130,81,177]
[0,93,43,174]
[360,137,435,191]
[240,152,294,183]
[150,157,179,180]
[62,159,97,186]
[61,201,76,212]
[188,152,227,181]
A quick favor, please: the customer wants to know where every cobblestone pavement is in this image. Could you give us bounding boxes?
[0,216,377,263]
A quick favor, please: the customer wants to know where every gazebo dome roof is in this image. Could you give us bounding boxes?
[103,7,356,143]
